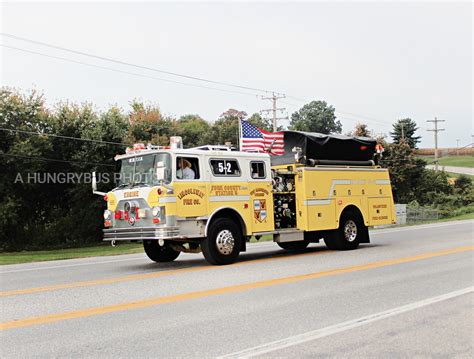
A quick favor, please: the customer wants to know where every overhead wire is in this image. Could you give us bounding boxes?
[2,33,425,135]
[0,152,115,167]
[0,44,261,98]
[0,33,273,94]
[0,127,129,146]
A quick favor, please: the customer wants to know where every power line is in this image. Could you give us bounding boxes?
[336,114,392,130]
[1,33,427,134]
[0,152,115,167]
[1,44,260,98]
[286,95,421,130]
[1,32,273,94]
[0,127,129,146]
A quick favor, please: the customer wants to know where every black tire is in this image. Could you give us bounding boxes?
[143,240,180,262]
[323,235,339,250]
[201,218,242,265]
[277,240,309,251]
[324,210,366,250]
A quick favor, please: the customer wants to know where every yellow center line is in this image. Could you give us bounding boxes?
[1,245,472,331]
[0,248,331,298]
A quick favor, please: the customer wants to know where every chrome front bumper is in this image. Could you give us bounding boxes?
[103,226,180,241]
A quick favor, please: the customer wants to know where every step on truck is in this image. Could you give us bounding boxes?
[93,132,396,265]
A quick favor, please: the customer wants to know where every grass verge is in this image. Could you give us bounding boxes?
[422,155,474,168]
[1,212,473,265]
[446,172,474,180]
[407,211,474,223]
[0,243,143,266]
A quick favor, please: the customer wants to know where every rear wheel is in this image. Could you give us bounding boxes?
[202,218,242,265]
[277,240,309,251]
[324,210,367,250]
[143,240,180,262]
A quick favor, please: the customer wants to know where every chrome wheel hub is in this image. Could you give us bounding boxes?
[344,220,358,242]
[216,229,235,255]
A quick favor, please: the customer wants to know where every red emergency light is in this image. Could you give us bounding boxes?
[114,210,123,220]
[133,143,145,150]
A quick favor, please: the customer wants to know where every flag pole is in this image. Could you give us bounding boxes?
[238,119,242,151]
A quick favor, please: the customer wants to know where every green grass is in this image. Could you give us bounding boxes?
[250,234,273,243]
[446,172,474,180]
[2,212,473,265]
[405,211,474,225]
[0,243,143,265]
[423,155,474,168]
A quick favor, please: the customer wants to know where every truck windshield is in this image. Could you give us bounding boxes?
[117,153,171,187]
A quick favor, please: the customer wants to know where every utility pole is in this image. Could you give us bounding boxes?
[261,92,287,132]
[456,139,460,156]
[427,117,445,171]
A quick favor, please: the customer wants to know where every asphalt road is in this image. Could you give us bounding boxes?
[426,165,474,175]
[1,220,473,358]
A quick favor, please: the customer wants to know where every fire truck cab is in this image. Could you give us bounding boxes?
[96,133,396,265]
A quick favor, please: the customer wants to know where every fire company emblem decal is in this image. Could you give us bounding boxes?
[253,199,267,222]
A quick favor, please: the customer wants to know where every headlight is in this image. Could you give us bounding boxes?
[152,206,161,217]
[103,210,112,220]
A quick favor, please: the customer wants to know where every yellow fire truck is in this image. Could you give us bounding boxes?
[93,132,396,265]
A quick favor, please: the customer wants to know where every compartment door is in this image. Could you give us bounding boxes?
[368,198,392,225]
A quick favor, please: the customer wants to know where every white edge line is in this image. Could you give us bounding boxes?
[0,255,146,274]
[370,220,474,235]
[219,286,474,358]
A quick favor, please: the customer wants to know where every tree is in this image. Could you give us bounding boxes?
[209,109,247,147]
[0,89,122,251]
[0,88,53,250]
[177,114,211,148]
[127,100,174,145]
[289,100,341,134]
[352,123,371,137]
[390,118,421,148]
[380,139,425,203]
[247,113,272,131]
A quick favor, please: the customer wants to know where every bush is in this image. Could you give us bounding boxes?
[382,141,473,219]
[454,175,472,194]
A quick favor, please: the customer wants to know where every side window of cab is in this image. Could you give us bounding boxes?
[176,157,200,180]
[250,161,266,179]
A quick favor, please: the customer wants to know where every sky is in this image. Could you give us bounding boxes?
[1,0,472,148]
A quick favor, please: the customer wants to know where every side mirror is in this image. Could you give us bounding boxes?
[92,171,106,196]
[155,161,166,181]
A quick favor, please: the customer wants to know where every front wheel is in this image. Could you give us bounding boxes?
[277,241,309,251]
[201,218,242,265]
[143,240,181,262]
[324,211,367,250]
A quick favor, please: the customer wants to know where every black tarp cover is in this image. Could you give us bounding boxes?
[271,131,376,165]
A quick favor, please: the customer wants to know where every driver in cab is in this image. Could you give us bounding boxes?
[176,158,195,180]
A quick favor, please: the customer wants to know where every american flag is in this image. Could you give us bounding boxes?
[240,119,284,155]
